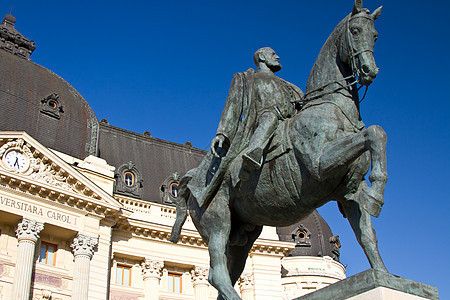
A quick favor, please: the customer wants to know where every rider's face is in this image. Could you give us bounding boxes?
[263,49,282,72]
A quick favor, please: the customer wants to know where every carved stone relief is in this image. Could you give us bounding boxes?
[191,266,209,285]
[0,137,101,200]
[71,234,98,259]
[141,258,164,279]
[16,218,44,242]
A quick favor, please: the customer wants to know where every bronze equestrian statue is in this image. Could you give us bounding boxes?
[171,1,386,299]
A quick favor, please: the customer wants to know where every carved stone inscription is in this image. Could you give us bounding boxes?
[0,194,79,226]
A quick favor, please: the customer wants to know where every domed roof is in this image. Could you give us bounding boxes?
[277,210,341,261]
[0,15,98,159]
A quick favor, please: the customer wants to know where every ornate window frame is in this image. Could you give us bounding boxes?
[160,172,180,205]
[114,161,143,198]
[291,224,312,247]
[40,93,64,119]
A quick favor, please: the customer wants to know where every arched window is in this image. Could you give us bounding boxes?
[160,172,180,205]
[124,171,134,187]
[169,182,178,197]
[115,161,143,198]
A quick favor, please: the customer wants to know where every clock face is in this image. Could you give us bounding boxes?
[4,150,28,171]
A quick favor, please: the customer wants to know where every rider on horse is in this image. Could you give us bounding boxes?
[187,47,303,207]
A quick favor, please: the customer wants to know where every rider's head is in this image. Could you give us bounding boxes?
[253,47,282,72]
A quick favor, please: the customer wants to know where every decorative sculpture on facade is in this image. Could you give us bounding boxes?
[71,234,98,259]
[171,1,386,299]
[16,218,44,242]
[40,93,64,119]
[141,258,164,279]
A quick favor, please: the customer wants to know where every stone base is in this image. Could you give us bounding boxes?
[295,269,439,300]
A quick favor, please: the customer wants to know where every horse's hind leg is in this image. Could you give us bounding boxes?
[202,189,241,300]
[341,184,388,272]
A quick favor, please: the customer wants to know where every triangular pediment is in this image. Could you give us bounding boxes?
[0,131,124,217]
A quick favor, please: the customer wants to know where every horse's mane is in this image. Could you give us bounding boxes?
[306,14,351,94]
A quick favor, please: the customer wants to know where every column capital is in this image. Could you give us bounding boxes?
[191,266,209,286]
[15,218,44,242]
[141,258,164,279]
[238,273,254,292]
[71,233,98,260]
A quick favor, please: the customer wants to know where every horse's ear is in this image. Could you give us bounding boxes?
[371,6,383,20]
[352,0,363,15]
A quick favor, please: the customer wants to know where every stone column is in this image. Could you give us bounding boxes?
[71,234,98,300]
[13,218,44,300]
[191,266,209,300]
[141,258,164,300]
[238,273,255,300]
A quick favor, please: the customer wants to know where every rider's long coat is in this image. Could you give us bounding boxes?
[188,69,257,207]
[187,68,303,208]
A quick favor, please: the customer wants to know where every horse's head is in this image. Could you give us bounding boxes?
[342,0,382,86]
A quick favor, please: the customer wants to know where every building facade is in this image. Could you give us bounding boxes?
[0,14,345,300]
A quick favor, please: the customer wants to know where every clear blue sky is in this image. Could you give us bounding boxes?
[3,0,449,298]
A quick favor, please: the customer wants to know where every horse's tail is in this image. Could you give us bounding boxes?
[170,172,193,243]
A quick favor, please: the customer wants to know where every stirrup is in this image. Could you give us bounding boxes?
[239,152,262,181]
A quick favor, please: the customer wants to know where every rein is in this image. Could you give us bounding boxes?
[297,14,373,107]
[347,15,375,84]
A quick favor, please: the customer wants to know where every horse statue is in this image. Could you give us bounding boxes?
[171,1,386,299]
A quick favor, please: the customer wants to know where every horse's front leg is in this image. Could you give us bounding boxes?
[361,125,388,217]
[319,125,388,216]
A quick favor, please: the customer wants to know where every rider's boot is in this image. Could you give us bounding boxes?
[239,148,263,181]
[239,112,278,181]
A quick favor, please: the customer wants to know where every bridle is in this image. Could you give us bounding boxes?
[298,13,375,105]
[347,14,375,82]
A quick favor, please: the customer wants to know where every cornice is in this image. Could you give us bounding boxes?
[114,215,295,256]
[0,182,114,220]
[114,218,208,248]
[251,240,295,256]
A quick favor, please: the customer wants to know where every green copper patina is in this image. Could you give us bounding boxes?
[171,1,387,299]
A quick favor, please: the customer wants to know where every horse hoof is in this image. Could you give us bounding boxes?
[360,187,384,217]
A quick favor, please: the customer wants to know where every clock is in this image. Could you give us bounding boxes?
[4,150,29,171]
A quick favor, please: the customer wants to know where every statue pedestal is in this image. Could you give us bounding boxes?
[295,269,439,300]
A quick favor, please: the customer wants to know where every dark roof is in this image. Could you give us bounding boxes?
[0,49,98,159]
[98,123,205,202]
[277,210,341,260]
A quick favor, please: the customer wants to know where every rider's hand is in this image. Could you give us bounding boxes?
[210,134,226,157]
